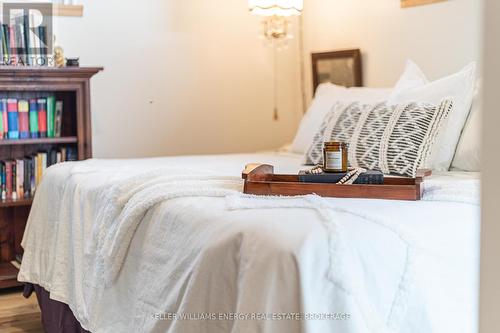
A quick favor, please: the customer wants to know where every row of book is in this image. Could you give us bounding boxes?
[0,17,49,66]
[0,97,63,139]
[1,147,77,200]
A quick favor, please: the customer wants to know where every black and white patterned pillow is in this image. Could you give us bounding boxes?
[305,100,453,177]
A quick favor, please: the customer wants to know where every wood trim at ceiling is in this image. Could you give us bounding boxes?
[53,4,84,17]
[401,0,447,8]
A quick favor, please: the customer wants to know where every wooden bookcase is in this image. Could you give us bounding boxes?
[0,66,102,289]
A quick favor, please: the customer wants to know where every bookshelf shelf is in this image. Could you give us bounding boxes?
[0,137,78,146]
[0,66,101,289]
[0,262,21,289]
[0,197,33,208]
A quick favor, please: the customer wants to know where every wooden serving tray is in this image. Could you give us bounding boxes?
[242,164,432,201]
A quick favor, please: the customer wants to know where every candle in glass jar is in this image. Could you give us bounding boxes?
[323,142,348,173]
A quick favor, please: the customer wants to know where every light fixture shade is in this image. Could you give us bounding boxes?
[248,0,303,17]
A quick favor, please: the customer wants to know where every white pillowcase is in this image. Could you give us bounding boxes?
[290,83,391,154]
[389,61,477,171]
[390,60,429,97]
[451,80,481,171]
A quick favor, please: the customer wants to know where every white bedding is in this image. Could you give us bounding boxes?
[18,152,480,333]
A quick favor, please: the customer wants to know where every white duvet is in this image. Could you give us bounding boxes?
[18,152,480,333]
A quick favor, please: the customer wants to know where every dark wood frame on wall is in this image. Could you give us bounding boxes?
[311,49,363,94]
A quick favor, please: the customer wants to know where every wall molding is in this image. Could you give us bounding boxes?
[401,0,447,8]
[53,4,83,17]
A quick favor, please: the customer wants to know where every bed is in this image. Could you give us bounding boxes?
[18,151,480,333]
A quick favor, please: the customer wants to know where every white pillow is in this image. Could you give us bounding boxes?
[290,83,391,153]
[390,60,429,98]
[451,80,481,171]
[389,62,477,171]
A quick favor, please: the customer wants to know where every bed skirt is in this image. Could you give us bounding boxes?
[23,283,90,333]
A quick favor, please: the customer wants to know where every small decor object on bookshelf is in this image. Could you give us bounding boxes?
[54,46,65,68]
[66,58,80,67]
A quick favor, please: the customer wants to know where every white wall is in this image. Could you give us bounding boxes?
[53,0,302,158]
[52,0,482,158]
[479,0,500,331]
[302,0,482,102]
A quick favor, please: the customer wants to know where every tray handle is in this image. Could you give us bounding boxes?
[242,164,274,181]
[416,169,432,179]
[415,169,432,188]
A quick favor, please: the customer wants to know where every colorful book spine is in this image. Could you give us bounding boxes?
[1,25,8,64]
[23,157,30,198]
[0,22,3,64]
[41,152,47,176]
[0,147,73,201]
[0,100,4,139]
[29,99,38,138]
[1,99,7,139]
[37,98,47,138]
[54,101,63,137]
[28,14,37,65]
[33,155,38,192]
[23,15,30,66]
[18,99,29,139]
[48,150,57,167]
[66,147,77,161]
[1,162,5,200]
[47,96,55,137]
[7,99,19,139]
[5,161,12,199]
[16,159,23,198]
[8,26,16,65]
[60,147,67,162]
[17,23,26,65]
[36,152,42,185]
[30,155,35,196]
[11,161,16,200]
[36,154,40,186]
[38,26,46,65]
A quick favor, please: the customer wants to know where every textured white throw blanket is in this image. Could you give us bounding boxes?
[18,154,480,333]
